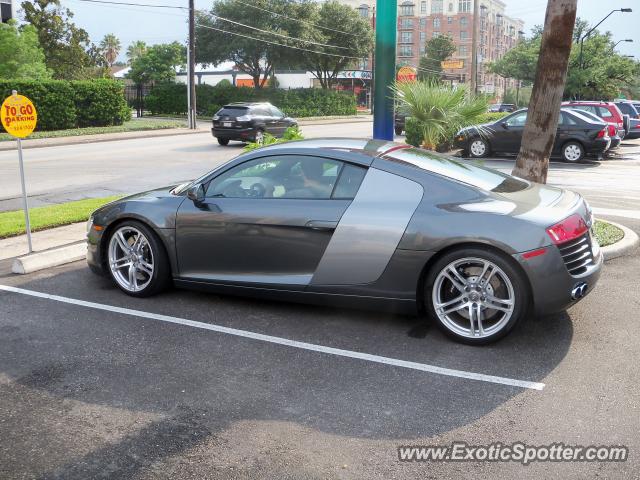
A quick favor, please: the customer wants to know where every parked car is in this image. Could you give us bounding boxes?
[614,100,639,119]
[489,103,516,113]
[561,101,626,139]
[211,102,297,146]
[87,139,602,344]
[562,108,621,151]
[395,111,408,135]
[454,108,610,162]
[626,118,640,139]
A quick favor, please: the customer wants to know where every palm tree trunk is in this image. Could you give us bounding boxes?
[511,0,577,184]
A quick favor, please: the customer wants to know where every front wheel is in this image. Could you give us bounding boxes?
[562,141,584,163]
[468,138,490,158]
[424,248,528,345]
[107,221,171,297]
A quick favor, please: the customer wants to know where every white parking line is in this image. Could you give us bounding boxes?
[0,284,545,391]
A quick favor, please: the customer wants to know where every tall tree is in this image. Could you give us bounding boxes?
[126,41,147,64]
[301,1,373,89]
[100,33,121,68]
[512,0,577,184]
[418,35,457,82]
[487,37,539,85]
[196,0,317,89]
[21,0,96,79]
[126,42,185,85]
[0,20,51,79]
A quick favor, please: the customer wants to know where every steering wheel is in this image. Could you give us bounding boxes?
[250,182,267,198]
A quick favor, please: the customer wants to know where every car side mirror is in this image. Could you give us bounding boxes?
[501,122,509,129]
[187,183,205,203]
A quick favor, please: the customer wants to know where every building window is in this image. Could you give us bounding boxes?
[399,45,413,57]
[448,2,454,11]
[433,31,440,38]
[420,45,426,54]
[460,16,468,27]
[433,17,441,28]
[458,0,471,13]
[400,1,415,16]
[357,4,369,18]
[459,45,468,56]
[447,16,453,24]
[460,30,468,40]
[400,31,413,43]
[419,17,427,27]
[420,31,426,42]
[431,0,443,14]
[421,1,427,13]
[400,18,413,28]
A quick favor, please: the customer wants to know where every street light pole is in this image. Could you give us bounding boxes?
[579,8,632,69]
[470,0,479,95]
[372,0,397,140]
[188,0,197,129]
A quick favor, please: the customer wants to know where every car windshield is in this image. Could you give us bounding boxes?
[384,148,529,193]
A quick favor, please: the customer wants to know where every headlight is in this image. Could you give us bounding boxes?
[213,115,220,121]
[87,216,94,233]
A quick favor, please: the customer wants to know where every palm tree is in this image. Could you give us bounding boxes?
[100,33,121,68]
[392,80,488,150]
[126,40,147,65]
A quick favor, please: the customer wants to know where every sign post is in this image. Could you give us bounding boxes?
[1,90,38,253]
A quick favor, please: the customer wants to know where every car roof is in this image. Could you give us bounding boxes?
[251,138,409,159]
[223,102,273,108]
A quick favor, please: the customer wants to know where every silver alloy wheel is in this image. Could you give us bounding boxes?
[432,257,515,339]
[470,139,487,157]
[108,226,154,293]
[564,143,582,162]
[255,130,264,144]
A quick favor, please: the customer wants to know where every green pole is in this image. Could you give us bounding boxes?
[373,0,397,140]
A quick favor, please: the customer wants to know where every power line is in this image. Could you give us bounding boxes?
[211,14,350,50]
[233,0,358,37]
[195,23,362,59]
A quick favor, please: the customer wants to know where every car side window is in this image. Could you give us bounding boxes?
[252,107,269,117]
[505,112,527,127]
[561,112,577,125]
[205,156,343,200]
[332,164,367,199]
[270,106,285,117]
[597,106,614,119]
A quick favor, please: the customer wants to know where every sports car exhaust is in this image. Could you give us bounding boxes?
[571,283,588,300]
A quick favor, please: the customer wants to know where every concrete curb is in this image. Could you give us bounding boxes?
[12,243,86,274]
[600,220,639,262]
[0,128,207,152]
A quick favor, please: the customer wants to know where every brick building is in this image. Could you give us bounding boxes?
[341,0,524,98]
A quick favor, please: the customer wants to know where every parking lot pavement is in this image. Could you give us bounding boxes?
[1,244,639,478]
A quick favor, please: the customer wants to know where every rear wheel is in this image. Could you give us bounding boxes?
[217,138,229,146]
[424,248,528,345]
[469,138,489,158]
[107,221,170,297]
[562,141,584,163]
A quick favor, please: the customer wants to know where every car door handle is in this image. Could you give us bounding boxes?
[305,220,337,231]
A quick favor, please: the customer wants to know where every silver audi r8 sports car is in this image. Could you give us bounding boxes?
[87,139,603,344]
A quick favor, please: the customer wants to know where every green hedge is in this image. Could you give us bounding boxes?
[144,82,358,118]
[477,111,511,124]
[0,79,131,131]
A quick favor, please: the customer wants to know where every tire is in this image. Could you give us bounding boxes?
[106,220,171,298]
[395,126,403,136]
[561,141,584,163]
[254,129,265,144]
[424,247,528,345]
[623,115,630,137]
[217,138,229,146]
[468,138,490,158]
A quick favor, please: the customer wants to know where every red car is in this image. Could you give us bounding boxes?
[562,101,626,140]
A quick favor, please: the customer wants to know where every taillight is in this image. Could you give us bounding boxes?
[546,214,589,245]
[596,128,608,138]
[607,125,616,136]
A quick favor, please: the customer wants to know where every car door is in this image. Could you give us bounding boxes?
[553,112,574,153]
[269,106,288,137]
[175,154,367,289]
[493,111,527,153]
[252,107,277,136]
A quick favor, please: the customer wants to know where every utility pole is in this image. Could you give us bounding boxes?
[470,0,479,95]
[372,0,397,140]
[188,0,197,129]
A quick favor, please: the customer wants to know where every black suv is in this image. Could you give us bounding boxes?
[212,102,297,146]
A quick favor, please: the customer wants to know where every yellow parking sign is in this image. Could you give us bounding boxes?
[1,93,38,138]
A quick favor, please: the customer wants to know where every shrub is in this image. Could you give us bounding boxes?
[477,111,511,124]
[144,82,357,118]
[0,79,130,131]
[404,117,422,148]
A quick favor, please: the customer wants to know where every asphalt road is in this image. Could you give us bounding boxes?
[1,125,639,479]
[0,121,374,212]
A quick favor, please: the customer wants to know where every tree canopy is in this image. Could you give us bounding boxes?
[100,34,121,68]
[21,0,97,80]
[126,42,185,85]
[418,35,457,82]
[0,20,51,80]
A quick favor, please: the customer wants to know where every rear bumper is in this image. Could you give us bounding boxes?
[586,138,610,155]
[211,127,257,141]
[513,243,603,316]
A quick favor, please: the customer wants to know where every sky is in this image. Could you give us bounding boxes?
[48,0,640,60]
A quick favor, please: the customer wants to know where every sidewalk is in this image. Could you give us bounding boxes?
[0,223,86,261]
[0,115,373,152]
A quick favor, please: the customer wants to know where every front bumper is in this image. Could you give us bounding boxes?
[86,224,108,276]
[513,241,603,316]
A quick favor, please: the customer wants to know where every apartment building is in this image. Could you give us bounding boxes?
[341,0,524,97]
[1,0,14,23]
